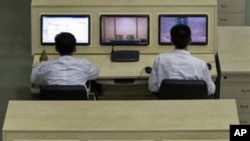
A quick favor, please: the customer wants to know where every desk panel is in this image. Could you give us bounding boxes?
[33,54,217,81]
[3,100,238,141]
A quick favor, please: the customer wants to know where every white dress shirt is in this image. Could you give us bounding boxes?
[31,56,100,87]
[148,50,215,95]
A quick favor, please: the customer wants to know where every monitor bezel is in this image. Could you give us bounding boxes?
[40,14,91,45]
[100,14,150,46]
[158,14,208,46]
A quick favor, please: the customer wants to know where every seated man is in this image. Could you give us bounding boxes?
[148,24,215,96]
[31,32,100,89]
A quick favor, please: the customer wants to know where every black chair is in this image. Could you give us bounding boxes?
[158,79,208,100]
[39,85,88,100]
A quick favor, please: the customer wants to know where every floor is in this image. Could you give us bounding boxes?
[0,0,32,140]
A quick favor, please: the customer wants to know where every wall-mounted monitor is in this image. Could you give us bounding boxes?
[41,14,90,45]
[159,14,208,45]
[100,15,149,46]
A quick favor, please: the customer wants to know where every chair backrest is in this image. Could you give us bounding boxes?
[39,85,88,100]
[158,79,208,100]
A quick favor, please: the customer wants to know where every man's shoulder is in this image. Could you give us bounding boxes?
[74,57,91,63]
[189,56,208,70]
[157,52,171,58]
[58,56,90,62]
[190,55,206,64]
[156,52,176,61]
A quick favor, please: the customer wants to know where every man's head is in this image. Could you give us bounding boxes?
[170,24,191,49]
[55,32,76,55]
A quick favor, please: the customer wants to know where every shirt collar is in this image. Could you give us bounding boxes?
[57,55,74,60]
[172,49,191,55]
[59,55,73,58]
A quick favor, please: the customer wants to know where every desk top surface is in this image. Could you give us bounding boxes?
[32,0,217,6]
[218,27,250,74]
[3,100,238,132]
[33,54,217,79]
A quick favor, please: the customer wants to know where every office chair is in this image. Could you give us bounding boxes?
[158,79,208,100]
[39,85,89,100]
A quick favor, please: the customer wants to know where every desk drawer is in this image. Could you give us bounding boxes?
[239,113,250,124]
[236,99,250,113]
[222,83,250,98]
[218,0,243,13]
[218,13,244,26]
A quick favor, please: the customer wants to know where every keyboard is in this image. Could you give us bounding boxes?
[111,50,139,62]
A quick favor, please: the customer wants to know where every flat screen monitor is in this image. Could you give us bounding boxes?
[159,14,208,45]
[100,15,149,46]
[41,14,90,45]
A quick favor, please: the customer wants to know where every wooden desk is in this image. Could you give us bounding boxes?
[2,100,238,141]
[32,54,217,99]
[218,27,250,124]
[32,54,155,98]
[33,53,217,84]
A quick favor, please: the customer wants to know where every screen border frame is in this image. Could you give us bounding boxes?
[158,14,208,46]
[99,14,150,46]
[40,14,91,46]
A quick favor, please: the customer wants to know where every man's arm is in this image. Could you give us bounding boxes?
[30,63,46,85]
[203,64,216,95]
[31,50,49,85]
[148,56,159,92]
[87,63,100,80]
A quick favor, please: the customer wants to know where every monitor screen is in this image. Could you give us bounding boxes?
[159,14,208,45]
[41,14,90,45]
[100,15,149,46]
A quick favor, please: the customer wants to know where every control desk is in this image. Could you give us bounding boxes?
[30,0,218,99]
[32,53,217,85]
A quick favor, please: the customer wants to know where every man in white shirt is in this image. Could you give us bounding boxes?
[31,32,100,88]
[148,24,215,96]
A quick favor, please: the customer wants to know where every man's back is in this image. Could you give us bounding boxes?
[31,56,99,86]
[157,50,207,79]
[148,50,215,95]
[31,32,100,88]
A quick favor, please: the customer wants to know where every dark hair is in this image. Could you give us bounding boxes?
[55,32,76,55]
[170,24,191,49]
